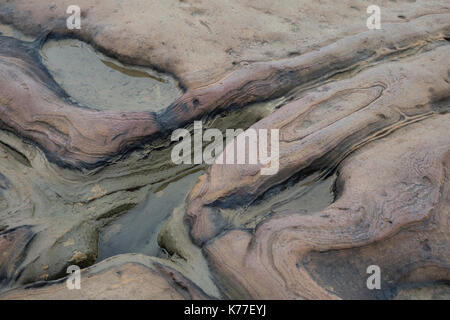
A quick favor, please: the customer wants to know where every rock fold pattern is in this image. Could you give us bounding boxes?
[0,2,449,299]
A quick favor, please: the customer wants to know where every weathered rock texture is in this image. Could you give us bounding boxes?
[0,0,449,300]
[204,114,450,299]
[186,45,450,242]
[0,254,210,299]
[0,226,34,287]
[0,14,449,168]
[186,47,450,298]
[0,122,221,296]
[1,0,449,86]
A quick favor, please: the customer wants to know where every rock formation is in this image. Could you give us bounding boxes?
[0,0,449,299]
[0,254,210,300]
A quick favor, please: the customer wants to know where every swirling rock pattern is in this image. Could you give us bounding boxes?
[0,226,34,287]
[186,46,450,245]
[0,254,210,300]
[0,1,449,299]
[203,114,450,299]
[2,0,448,87]
[0,14,448,168]
[186,47,450,298]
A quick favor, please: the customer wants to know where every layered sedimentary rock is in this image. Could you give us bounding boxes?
[0,226,34,287]
[186,47,450,298]
[204,114,450,299]
[1,0,449,86]
[0,35,159,168]
[0,0,449,300]
[0,14,448,168]
[0,254,210,300]
[0,119,221,296]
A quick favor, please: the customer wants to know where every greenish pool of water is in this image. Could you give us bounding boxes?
[41,39,183,111]
[97,168,203,261]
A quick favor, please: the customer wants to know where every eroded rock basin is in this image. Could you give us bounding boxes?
[41,39,183,111]
[0,1,449,300]
[97,168,204,260]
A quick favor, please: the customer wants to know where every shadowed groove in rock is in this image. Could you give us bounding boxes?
[185,44,450,247]
[207,171,337,231]
[0,226,35,289]
[97,168,204,261]
[203,115,450,299]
